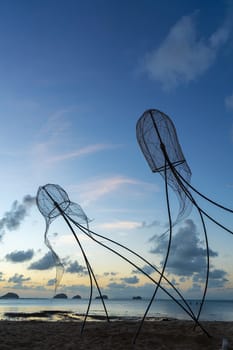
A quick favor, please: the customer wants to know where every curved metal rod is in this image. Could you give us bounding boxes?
[133,159,173,343]
[171,169,210,324]
[171,167,233,235]
[41,187,110,333]
[61,212,110,332]
[69,217,210,337]
[59,217,94,332]
[159,141,232,235]
[152,140,209,326]
[195,207,209,325]
[174,170,233,214]
[199,208,233,235]
[68,217,197,319]
[161,144,230,324]
[80,258,93,334]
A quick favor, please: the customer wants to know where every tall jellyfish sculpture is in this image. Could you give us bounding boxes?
[36,183,209,342]
[136,108,233,335]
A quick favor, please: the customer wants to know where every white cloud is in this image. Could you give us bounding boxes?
[55,233,91,246]
[143,12,231,90]
[31,109,72,168]
[32,139,119,169]
[225,93,233,110]
[40,109,71,140]
[32,108,121,167]
[48,143,117,163]
[71,176,158,205]
[97,220,142,231]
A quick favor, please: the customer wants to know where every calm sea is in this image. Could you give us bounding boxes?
[0,298,233,322]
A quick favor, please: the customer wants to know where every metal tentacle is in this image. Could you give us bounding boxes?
[68,216,210,337]
[133,158,173,343]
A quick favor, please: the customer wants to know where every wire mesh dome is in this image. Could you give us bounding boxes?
[64,202,90,227]
[136,108,192,224]
[35,179,218,342]
[36,184,71,220]
[136,109,188,173]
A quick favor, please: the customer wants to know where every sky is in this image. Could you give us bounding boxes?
[0,0,232,300]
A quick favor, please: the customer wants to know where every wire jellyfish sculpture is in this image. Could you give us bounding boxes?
[136,108,233,337]
[36,183,210,343]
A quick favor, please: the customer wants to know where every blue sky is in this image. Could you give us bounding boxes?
[0,0,232,300]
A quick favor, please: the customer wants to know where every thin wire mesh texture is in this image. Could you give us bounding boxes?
[136,109,192,221]
[136,109,188,173]
[37,184,90,225]
[36,184,71,220]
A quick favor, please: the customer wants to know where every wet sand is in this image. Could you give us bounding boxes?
[0,319,233,349]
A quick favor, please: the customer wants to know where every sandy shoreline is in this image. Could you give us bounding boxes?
[0,319,233,349]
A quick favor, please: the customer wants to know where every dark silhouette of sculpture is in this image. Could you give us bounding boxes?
[136,108,233,338]
[36,183,209,342]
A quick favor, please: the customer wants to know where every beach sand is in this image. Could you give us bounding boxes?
[0,319,233,349]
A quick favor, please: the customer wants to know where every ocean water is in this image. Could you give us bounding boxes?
[0,298,233,322]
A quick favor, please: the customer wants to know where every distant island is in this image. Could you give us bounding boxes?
[132,296,142,300]
[53,293,68,299]
[72,295,81,299]
[95,295,108,300]
[0,292,19,299]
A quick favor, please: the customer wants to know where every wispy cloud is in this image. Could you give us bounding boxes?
[32,107,121,168]
[225,92,233,110]
[31,108,73,169]
[0,195,36,241]
[224,94,233,142]
[71,176,158,205]
[140,220,160,229]
[47,143,118,163]
[142,11,232,90]
[39,109,72,141]
[97,220,142,231]
[8,273,31,285]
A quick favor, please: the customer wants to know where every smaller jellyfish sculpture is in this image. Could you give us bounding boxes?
[36,183,209,343]
[136,108,233,335]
